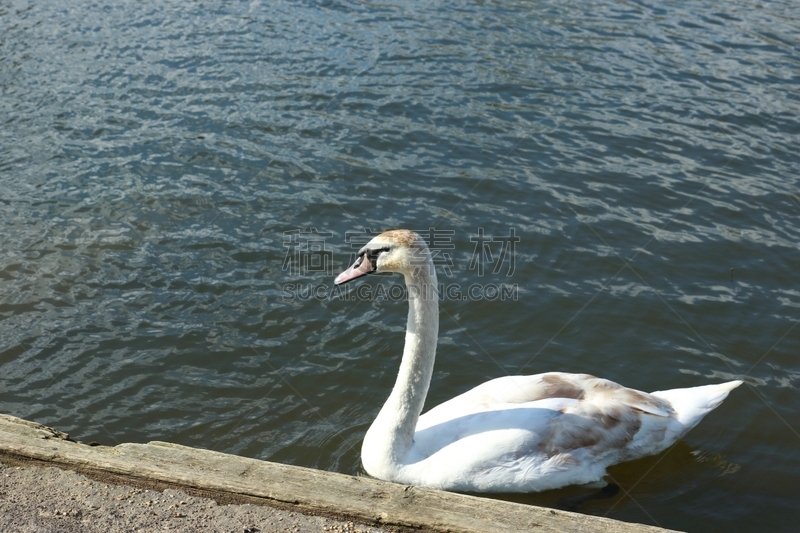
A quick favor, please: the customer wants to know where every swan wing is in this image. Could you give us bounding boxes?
[407,373,685,491]
[419,372,673,430]
[416,384,672,463]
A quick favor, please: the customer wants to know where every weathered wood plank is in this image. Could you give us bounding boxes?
[0,414,679,533]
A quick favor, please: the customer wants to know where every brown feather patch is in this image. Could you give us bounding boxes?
[544,403,643,457]
[541,374,586,400]
[378,229,418,247]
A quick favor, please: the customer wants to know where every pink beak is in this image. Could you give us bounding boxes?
[334,254,374,285]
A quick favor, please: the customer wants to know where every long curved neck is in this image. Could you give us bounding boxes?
[363,262,439,473]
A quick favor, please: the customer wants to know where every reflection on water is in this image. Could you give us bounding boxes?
[1,0,799,531]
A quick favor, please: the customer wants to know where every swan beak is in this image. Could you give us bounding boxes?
[335,255,374,285]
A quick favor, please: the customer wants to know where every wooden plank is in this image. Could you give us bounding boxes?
[0,414,679,533]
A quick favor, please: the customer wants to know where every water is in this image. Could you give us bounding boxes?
[1,0,798,530]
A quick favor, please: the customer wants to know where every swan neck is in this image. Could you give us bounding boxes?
[364,263,438,471]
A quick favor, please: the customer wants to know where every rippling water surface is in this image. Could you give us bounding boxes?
[2,0,799,530]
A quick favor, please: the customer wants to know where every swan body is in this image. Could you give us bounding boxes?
[335,229,741,493]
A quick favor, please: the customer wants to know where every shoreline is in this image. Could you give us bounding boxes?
[0,414,679,533]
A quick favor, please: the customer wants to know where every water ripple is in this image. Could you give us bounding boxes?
[2,0,799,530]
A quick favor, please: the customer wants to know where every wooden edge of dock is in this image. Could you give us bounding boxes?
[0,413,679,533]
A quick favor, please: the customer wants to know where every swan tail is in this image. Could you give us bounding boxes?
[651,380,743,430]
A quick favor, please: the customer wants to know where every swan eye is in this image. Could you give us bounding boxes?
[370,247,390,260]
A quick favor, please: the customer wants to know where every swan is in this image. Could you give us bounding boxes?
[334,229,742,493]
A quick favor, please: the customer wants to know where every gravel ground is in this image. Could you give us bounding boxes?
[0,461,396,533]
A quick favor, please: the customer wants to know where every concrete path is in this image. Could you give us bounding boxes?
[0,460,392,533]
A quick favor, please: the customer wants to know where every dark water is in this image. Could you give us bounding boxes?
[2,0,799,530]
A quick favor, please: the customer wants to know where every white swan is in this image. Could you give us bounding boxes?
[335,229,742,493]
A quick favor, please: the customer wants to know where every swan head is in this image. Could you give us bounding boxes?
[334,229,432,285]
